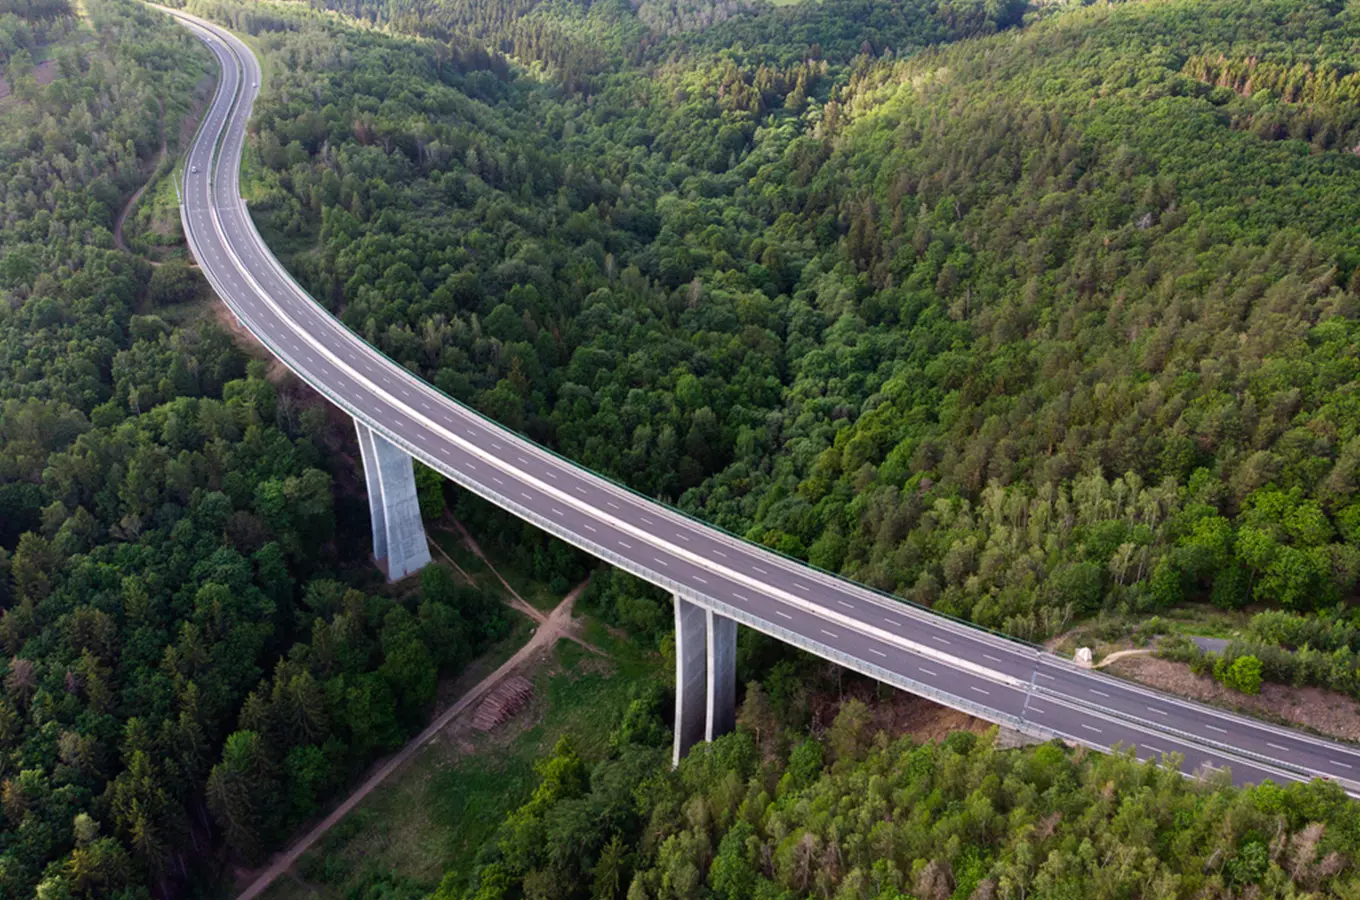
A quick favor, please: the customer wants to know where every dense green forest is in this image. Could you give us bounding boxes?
[0,1,512,895]
[13,0,1360,894]
[178,0,1360,652]
[441,689,1360,900]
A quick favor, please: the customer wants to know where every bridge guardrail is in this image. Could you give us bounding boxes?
[178,4,1045,660]
[175,8,1360,799]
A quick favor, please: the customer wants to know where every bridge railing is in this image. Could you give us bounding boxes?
[167,18,1042,658]
[214,155,1044,658]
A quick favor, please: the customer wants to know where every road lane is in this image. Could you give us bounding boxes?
[163,6,1360,795]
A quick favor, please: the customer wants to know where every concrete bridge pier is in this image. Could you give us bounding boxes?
[673,596,737,765]
[356,421,432,582]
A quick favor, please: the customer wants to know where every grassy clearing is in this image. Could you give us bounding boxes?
[281,623,661,898]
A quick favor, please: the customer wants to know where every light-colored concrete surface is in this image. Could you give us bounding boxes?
[357,420,431,581]
[673,595,708,766]
[705,609,736,742]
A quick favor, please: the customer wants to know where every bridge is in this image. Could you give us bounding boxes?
[166,7,1360,793]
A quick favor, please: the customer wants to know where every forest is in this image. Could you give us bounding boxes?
[439,690,1360,900]
[165,0,1360,895]
[8,0,1360,894]
[182,0,1360,649]
[0,0,511,895]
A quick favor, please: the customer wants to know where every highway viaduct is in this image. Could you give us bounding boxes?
[163,5,1360,790]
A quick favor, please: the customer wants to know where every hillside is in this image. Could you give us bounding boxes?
[9,0,1360,895]
[196,0,1360,645]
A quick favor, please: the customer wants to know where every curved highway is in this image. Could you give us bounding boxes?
[167,7,1360,794]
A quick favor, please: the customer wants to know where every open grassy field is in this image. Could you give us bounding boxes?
[256,605,660,900]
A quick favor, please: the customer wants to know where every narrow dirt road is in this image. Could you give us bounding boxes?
[113,142,164,255]
[1095,647,1154,669]
[115,97,167,257]
[448,517,547,624]
[234,577,593,900]
[426,532,483,593]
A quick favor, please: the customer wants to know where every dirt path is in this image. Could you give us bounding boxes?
[446,517,548,625]
[114,97,167,257]
[426,532,481,590]
[1095,648,1154,669]
[113,142,164,254]
[234,577,594,900]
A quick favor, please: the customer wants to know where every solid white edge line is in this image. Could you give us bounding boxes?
[199,169,1031,691]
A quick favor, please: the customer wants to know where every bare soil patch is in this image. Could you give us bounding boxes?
[208,301,304,387]
[0,58,59,102]
[812,681,993,745]
[1109,654,1360,742]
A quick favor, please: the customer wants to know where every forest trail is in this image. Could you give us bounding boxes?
[112,145,163,256]
[234,575,595,900]
[113,99,166,257]
[426,529,481,590]
[447,517,549,625]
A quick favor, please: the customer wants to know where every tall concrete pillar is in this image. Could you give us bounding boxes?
[706,609,737,741]
[355,420,432,582]
[673,596,708,766]
[673,597,738,765]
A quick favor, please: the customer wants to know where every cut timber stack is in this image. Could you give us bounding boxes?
[472,675,535,732]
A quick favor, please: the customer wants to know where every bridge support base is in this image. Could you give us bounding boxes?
[356,420,432,582]
[673,596,737,766]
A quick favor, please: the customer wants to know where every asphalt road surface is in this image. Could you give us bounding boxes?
[164,7,1360,795]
